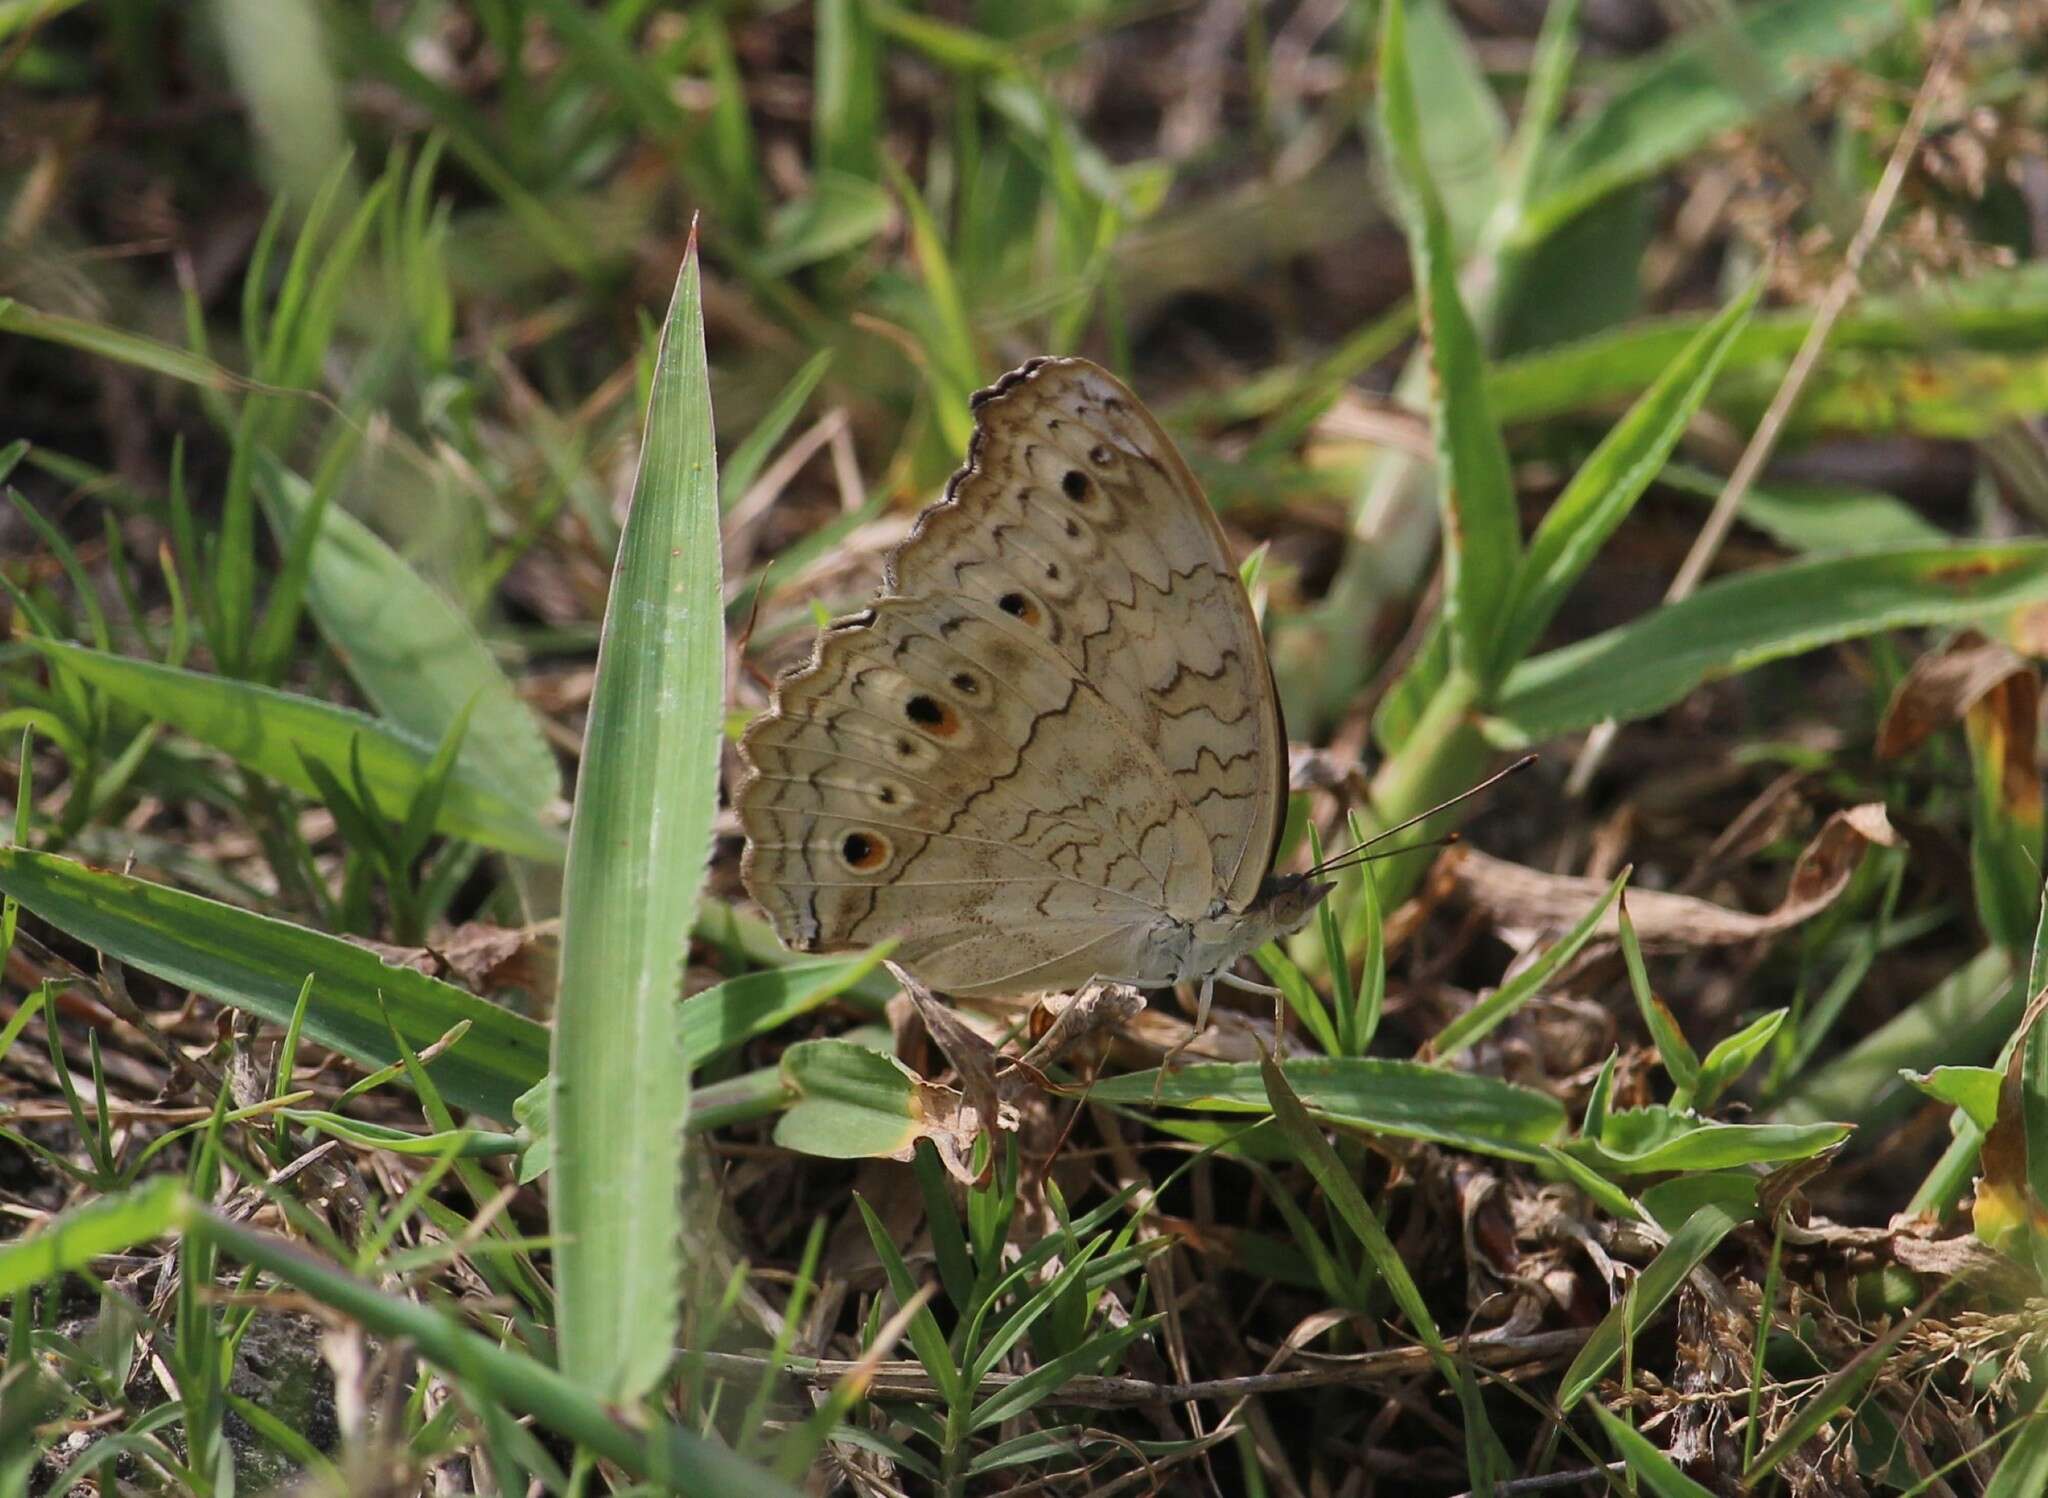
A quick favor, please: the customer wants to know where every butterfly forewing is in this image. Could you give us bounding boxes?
[737,357,1287,996]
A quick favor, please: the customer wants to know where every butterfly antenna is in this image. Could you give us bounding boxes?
[1312,830,1461,878]
[1307,754,1537,875]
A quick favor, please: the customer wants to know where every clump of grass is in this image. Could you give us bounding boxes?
[7,1,2048,1493]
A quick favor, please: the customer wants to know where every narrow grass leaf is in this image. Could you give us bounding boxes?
[0,299,239,391]
[1591,1404,1715,1498]
[1432,867,1627,1060]
[1487,262,2048,425]
[1558,1201,1745,1408]
[194,1209,787,1494]
[1519,0,1907,245]
[1569,1109,1848,1174]
[1259,1053,1508,1487]
[1741,1299,1924,1487]
[260,461,561,811]
[1091,1058,1564,1159]
[0,1176,187,1297]
[1376,0,1520,687]
[720,350,835,510]
[0,848,547,1118]
[1501,275,1763,666]
[679,948,892,1069]
[1984,1406,2048,1498]
[1495,544,2048,739]
[33,640,562,861]
[550,239,723,1401]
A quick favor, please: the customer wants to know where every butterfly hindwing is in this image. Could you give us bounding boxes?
[737,357,1287,996]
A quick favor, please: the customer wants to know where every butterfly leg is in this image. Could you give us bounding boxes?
[1216,970,1282,1000]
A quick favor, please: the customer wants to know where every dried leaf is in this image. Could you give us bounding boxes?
[1449,805,1898,950]
[1876,630,2032,761]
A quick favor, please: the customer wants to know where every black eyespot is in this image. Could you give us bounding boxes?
[950,672,979,695]
[1062,517,1080,538]
[840,831,889,871]
[1089,444,1113,465]
[1062,469,1088,500]
[999,592,1027,616]
[1045,563,1060,581]
[905,693,960,737]
[894,737,915,757]
[876,784,897,805]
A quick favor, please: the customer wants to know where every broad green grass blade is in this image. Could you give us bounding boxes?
[34,640,562,862]
[0,1176,186,1297]
[1090,1058,1564,1160]
[1519,0,1907,246]
[1566,1112,1849,1174]
[1376,0,1519,688]
[1592,1405,1715,1498]
[1499,275,1762,666]
[1775,948,2017,1128]
[260,463,561,812]
[0,849,547,1118]
[1486,262,2048,424]
[1494,543,2048,739]
[195,1207,788,1494]
[1557,1201,1745,1408]
[550,238,723,1402]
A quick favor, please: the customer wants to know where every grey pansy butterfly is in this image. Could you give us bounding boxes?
[736,356,1331,1017]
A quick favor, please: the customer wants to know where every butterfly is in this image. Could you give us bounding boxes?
[735,356,1332,1021]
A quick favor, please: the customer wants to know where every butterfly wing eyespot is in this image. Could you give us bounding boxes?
[838,830,891,872]
[997,590,1042,627]
[904,693,961,737]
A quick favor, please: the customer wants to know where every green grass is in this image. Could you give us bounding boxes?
[6,0,2048,1493]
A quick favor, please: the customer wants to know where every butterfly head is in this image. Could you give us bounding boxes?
[1254,871,1336,938]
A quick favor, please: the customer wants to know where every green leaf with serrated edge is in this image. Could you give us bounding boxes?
[0,848,545,1118]
[550,238,723,1401]
[32,639,561,861]
[1557,1201,1745,1409]
[1090,1057,1563,1160]
[1494,543,2048,740]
